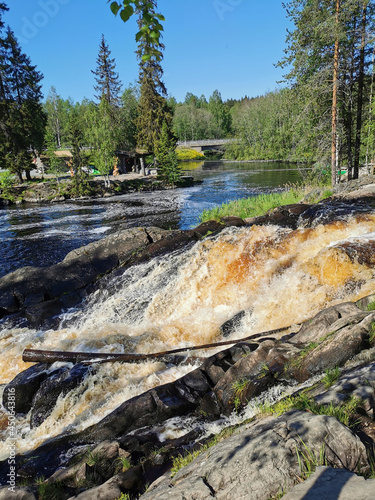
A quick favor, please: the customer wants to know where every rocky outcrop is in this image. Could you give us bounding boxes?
[140,411,369,500]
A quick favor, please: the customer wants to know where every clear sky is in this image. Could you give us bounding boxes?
[3,0,292,103]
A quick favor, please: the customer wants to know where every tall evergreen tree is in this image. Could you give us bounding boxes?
[0,18,46,182]
[92,34,122,106]
[135,0,175,180]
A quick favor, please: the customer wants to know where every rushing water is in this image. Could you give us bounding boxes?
[0,161,302,277]
[1,205,375,458]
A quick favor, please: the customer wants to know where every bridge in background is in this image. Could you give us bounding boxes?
[177,139,233,152]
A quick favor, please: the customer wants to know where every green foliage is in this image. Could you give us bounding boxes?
[115,455,131,473]
[369,322,375,345]
[115,493,130,500]
[176,148,205,161]
[92,34,122,106]
[296,440,326,480]
[0,26,46,182]
[36,477,64,500]
[0,170,13,189]
[109,0,165,61]
[199,187,307,223]
[155,120,181,185]
[259,393,362,429]
[322,367,341,389]
[366,301,375,312]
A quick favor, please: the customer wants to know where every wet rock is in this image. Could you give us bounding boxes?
[0,227,174,325]
[67,466,143,500]
[140,410,369,500]
[249,203,312,229]
[213,340,300,413]
[220,216,246,227]
[49,441,123,488]
[30,363,93,428]
[219,310,247,337]
[282,466,375,500]
[3,363,53,414]
[298,201,373,228]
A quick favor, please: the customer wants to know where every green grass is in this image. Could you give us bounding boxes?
[366,300,375,311]
[322,367,341,388]
[369,321,375,344]
[296,440,326,480]
[199,187,307,223]
[258,393,361,428]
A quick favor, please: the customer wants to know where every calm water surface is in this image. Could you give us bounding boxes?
[0,161,304,277]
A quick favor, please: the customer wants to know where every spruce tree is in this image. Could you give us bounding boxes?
[155,120,180,184]
[92,34,122,106]
[0,12,45,183]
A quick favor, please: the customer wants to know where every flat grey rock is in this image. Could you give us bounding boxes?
[283,466,375,499]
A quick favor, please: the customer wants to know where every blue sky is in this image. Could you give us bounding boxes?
[3,1,291,103]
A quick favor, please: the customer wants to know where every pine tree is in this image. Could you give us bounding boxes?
[92,34,122,106]
[278,0,375,183]
[0,15,46,183]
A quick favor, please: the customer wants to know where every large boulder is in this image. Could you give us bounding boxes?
[140,410,369,500]
[283,466,375,500]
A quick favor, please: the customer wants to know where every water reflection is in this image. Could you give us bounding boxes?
[0,161,302,276]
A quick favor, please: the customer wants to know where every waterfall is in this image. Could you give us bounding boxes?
[1,211,375,458]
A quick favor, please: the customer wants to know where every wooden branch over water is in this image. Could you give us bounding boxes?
[22,324,297,365]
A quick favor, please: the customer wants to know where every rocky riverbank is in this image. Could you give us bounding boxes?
[1,178,375,499]
[0,173,195,206]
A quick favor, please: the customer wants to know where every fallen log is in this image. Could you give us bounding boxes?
[22,324,296,365]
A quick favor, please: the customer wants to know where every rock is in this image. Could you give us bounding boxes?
[3,363,53,414]
[220,216,246,227]
[289,302,363,345]
[0,486,36,499]
[30,363,93,428]
[282,466,375,500]
[249,203,312,229]
[67,466,142,500]
[212,340,300,413]
[0,226,179,325]
[298,201,373,228]
[49,441,123,488]
[219,310,247,337]
[314,362,375,413]
[291,312,375,382]
[139,410,369,500]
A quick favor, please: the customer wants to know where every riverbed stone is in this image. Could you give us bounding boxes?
[30,363,93,428]
[291,312,375,382]
[282,466,375,500]
[139,410,369,500]
[3,363,54,414]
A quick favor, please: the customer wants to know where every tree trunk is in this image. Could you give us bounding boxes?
[140,156,146,175]
[331,0,340,187]
[353,2,368,180]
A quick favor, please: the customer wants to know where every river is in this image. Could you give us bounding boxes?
[0,161,303,277]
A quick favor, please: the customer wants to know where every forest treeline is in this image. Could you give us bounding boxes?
[1,0,375,187]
